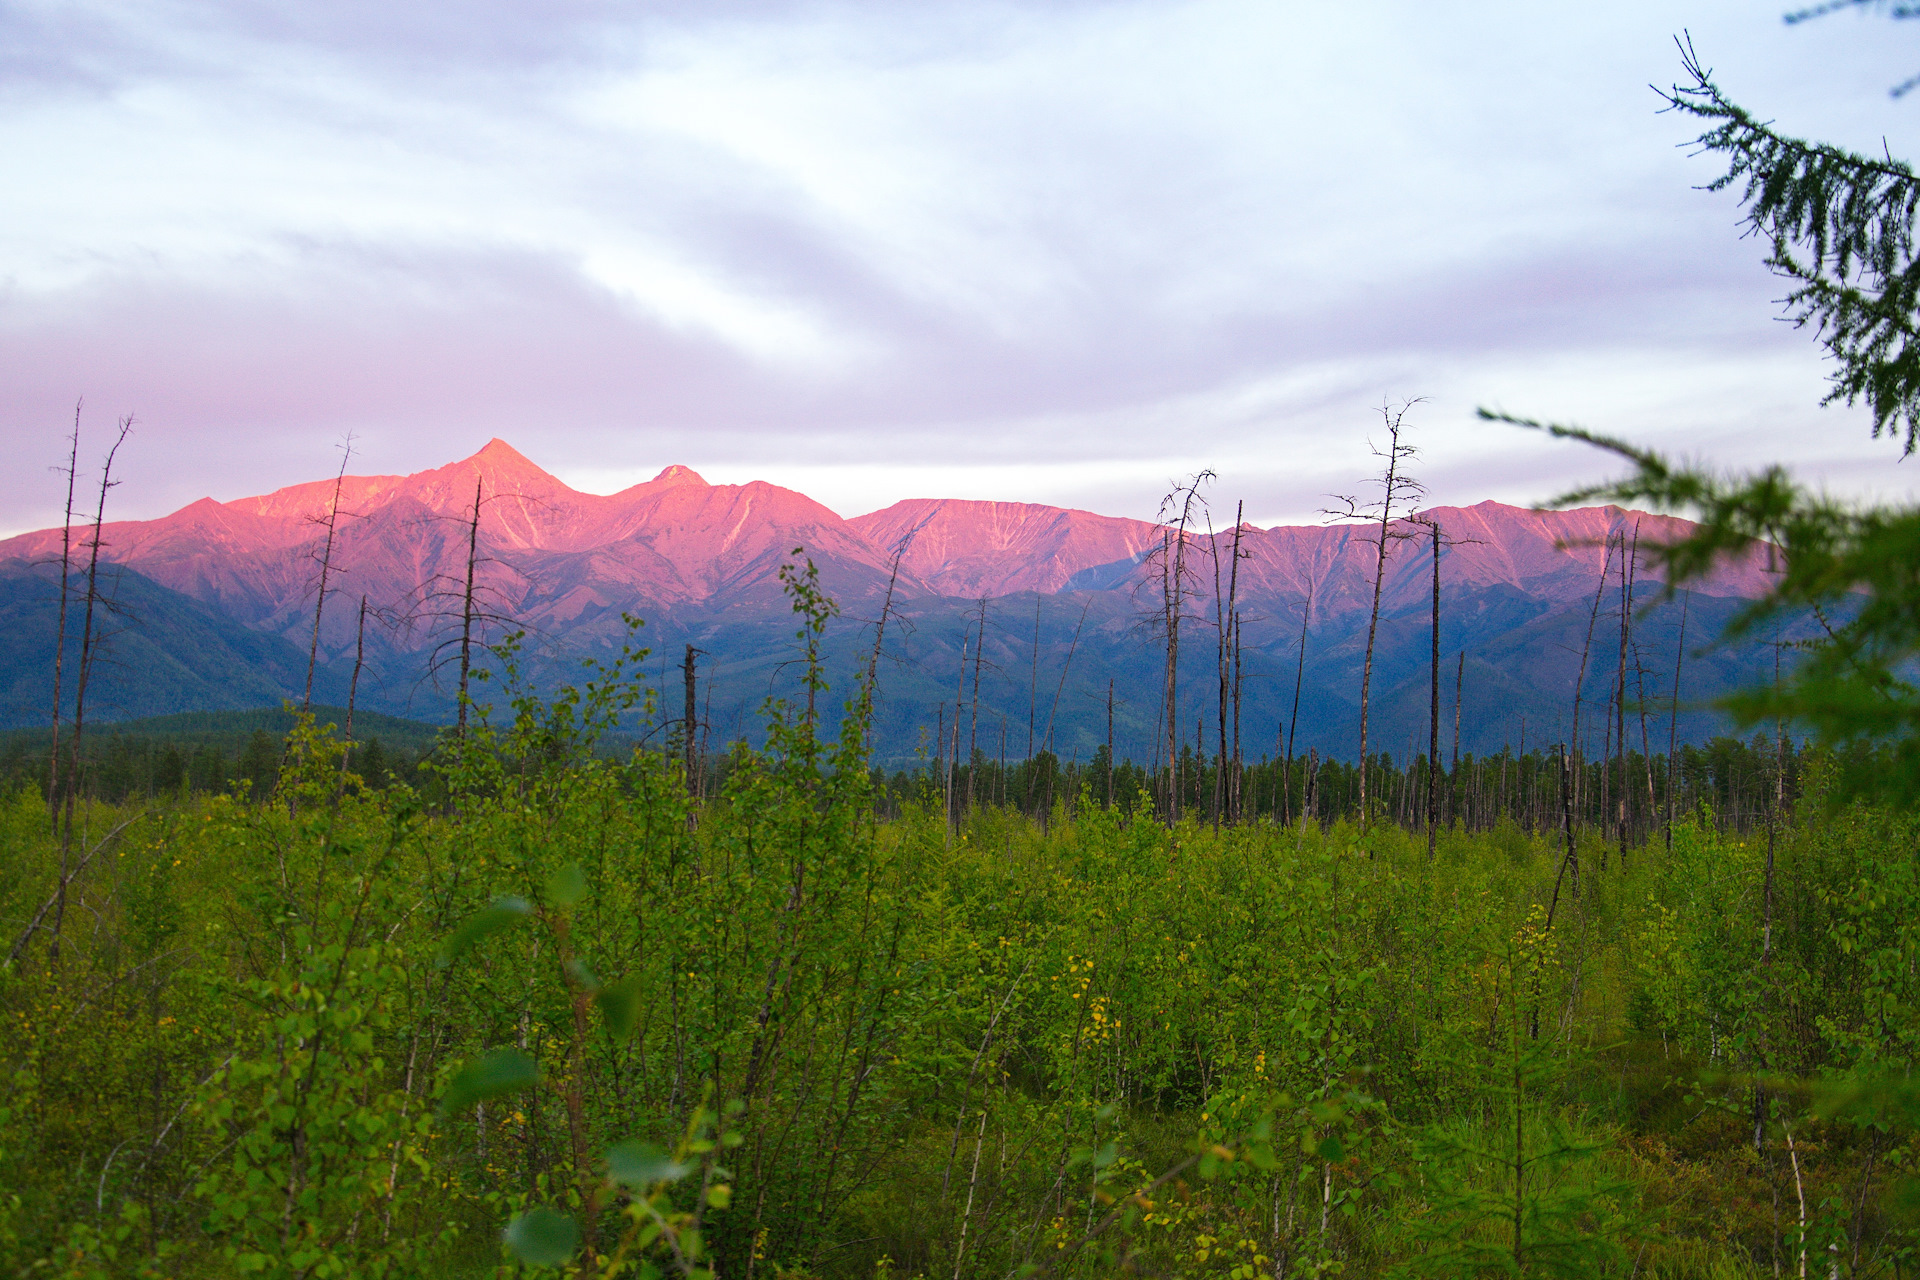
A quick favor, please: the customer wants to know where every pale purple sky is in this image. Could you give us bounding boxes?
[4,0,1918,538]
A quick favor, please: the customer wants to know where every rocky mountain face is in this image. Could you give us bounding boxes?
[0,441,1788,760]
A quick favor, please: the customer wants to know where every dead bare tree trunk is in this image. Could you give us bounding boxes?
[1570,536,1614,829]
[1041,597,1091,756]
[1451,652,1463,822]
[1231,608,1244,822]
[1616,527,1634,866]
[1634,633,1658,831]
[1225,504,1245,822]
[1156,529,1173,812]
[1285,586,1312,826]
[1667,590,1691,852]
[1427,518,1442,860]
[46,406,81,832]
[968,598,987,812]
[53,417,132,966]
[1356,508,1391,828]
[303,441,354,714]
[456,479,482,737]
[1210,515,1228,829]
[1330,403,1423,831]
[683,644,701,803]
[1106,678,1115,809]
[337,594,369,798]
[1154,472,1212,824]
[948,638,969,840]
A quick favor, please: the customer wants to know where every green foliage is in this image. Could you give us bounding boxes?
[504,1206,580,1268]
[1662,39,1920,454]
[441,1049,543,1118]
[4,562,1919,1278]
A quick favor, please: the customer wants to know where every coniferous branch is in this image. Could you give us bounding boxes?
[1482,407,1920,804]
[1663,36,1920,451]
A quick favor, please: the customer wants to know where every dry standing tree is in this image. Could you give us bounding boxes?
[1325,401,1424,832]
[1138,471,1214,823]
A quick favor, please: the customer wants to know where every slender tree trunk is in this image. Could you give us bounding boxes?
[46,407,81,831]
[683,644,700,802]
[1028,597,1041,760]
[1210,517,1228,829]
[1106,678,1115,809]
[1356,507,1397,830]
[1558,743,1579,901]
[1667,590,1690,852]
[1451,652,1464,822]
[1571,536,1613,826]
[949,639,969,840]
[1428,519,1442,860]
[1164,532,1181,823]
[1755,641,1784,1159]
[1616,526,1633,865]
[1231,610,1244,821]
[1226,505,1244,822]
[1286,587,1312,826]
[456,479,483,737]
[53,418,131,965]
[861,528,917,773]
[968,599,986,811]
[1042,597,1091,756]
[1305,747,1318,823]
[999,720,1007,808]
[1154,479,1207,824]
[338,595,368,798]
[303,443,353,714]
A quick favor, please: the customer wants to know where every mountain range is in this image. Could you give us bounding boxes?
[0,440,1791,764]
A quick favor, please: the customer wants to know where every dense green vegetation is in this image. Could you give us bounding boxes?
[3,578,1915,1280]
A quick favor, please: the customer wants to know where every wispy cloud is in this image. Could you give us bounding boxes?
[3,0,1917,538]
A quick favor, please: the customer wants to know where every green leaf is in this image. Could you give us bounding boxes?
[439,1048,540,1117]
[545,863,588,909]
[504,1206,579,1267]
[607,1140,689,1188]
[597,974,645,1041]
[436,896,532,968]
[1316,1134,1346,1163]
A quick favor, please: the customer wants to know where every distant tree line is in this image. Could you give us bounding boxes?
[862,732,1803,838]
[0,729,428,805]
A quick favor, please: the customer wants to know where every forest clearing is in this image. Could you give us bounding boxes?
[3,579,1913,1280]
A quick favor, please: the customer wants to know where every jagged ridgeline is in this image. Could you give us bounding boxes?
[0,440,1801,769]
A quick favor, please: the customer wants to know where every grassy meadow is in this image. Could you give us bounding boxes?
[2,620,1916,1280]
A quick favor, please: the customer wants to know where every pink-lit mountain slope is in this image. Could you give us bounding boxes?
[0,440,1774,669]
[0,440,1796,750]
[1220,500,1772,622]
[0,441,922,653]
[850,495,1772,612]
[848,499,1165,597]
